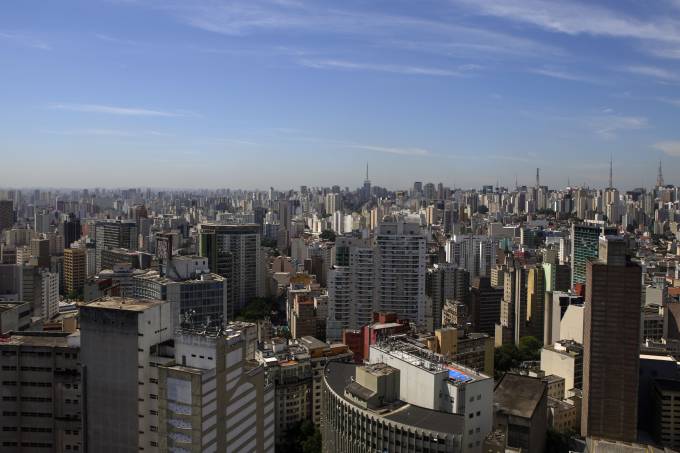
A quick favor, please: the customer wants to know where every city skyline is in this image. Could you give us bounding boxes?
[2,0,680,188]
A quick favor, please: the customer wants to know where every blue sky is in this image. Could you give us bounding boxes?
[1,0,680,190]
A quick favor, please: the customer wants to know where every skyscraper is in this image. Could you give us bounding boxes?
[570,221,617,288]
[581,236,641,441]
[199,224,262,317]
[374,218,426,326]
[63,213,81,249]
[158,325,275,452]
[80,297,174,452]
[94,220,138,272]
[64,247,86,296]
[326,237,374,340]
[0,199,13,232]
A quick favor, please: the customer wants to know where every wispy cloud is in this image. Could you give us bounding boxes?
[529,67,603,84]
[42,129,172,137]
[48,103,198,117]
[151,0,563,61]
[655,141,680,157]
[0,31,50,50]
[351,144,432,157]
[589,114,648,139]
[450,0,680,44]
[94,33,140,46]
[299,59,478,77]
[625,65,680,83]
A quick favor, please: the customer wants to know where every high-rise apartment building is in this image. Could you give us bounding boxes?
[581,236,641,441]
[0,331,82,453]
[570,221,616,288]
[374,218,426,326]
[64,248,86,296]
[446,235,498,279]
[199,224,262,317]
[40,270,59,320]
[324,192,342,215]
[321,220,425,335]
[426,264,470,331]
[326,237,374,340]
[158,324,275,452]
[80,297,174,452]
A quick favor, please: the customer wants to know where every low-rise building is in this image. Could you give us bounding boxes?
[0,301,31,334]
[256,336,351,443]
[491,373,547,453]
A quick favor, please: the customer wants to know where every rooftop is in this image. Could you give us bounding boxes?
[84,297,165,312]
[325,362,464,435]
[0,331,73,348]
[494,373,547,419]
[372,336,488,384]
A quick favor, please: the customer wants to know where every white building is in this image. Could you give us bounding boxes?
[159,324,275,453]
[369,338,493,453]
[40,270,59,320]
[446,235,498,278]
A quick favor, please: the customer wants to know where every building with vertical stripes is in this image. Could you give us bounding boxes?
[158,323,275,453]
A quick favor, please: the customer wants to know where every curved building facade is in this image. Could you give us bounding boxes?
[322,362,465,453]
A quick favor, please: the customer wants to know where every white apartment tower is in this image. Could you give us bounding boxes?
[158,324,275,452]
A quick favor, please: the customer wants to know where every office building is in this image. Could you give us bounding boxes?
[94,220,138,272]
[199,224,262,317]
[581,236,641,441]
[134,268,228,329]
[0,199,13,232]
[0,331,82,453]
[80,297,174,452]
[100,247,151,271]
[470,277,503,336]
[570,221,616,288]
[63,214,81,249]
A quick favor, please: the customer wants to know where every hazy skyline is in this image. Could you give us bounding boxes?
[2,0,679,189]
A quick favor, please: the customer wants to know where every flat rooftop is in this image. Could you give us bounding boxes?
[1,332,72,348]
[372,338,489,384]
[494,373,546,419]
[325,362,464,435]
[84,297,165,312]
[364,362,398,377]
